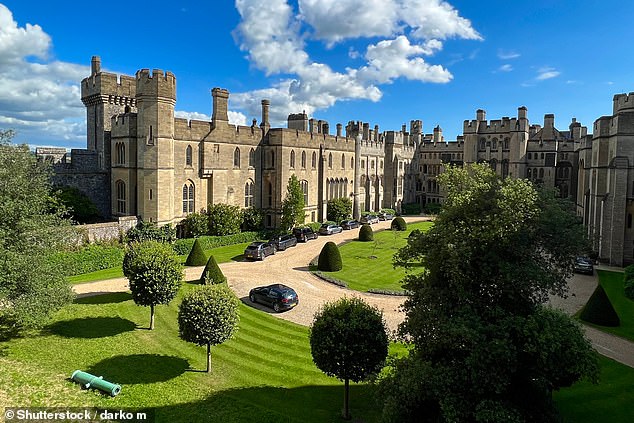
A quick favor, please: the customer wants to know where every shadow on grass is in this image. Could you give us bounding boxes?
[230,255,245,262]
[154,384,381,423]
[239,296,281,315]
[45,317,137,339]
[87,354,189,384]
[74,292,132,305]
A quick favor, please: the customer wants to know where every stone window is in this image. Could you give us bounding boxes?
[312,152,317,168]
[341,153,345,169]
[300,180,309,205]
[233,147,241,168]
[328,153,333,169]
[116,180,126,214]
[628,213,632,229]
[351,157,354,168]
[528,152,532,160]
[371,160,375,169]
[268,182,273,207]
[244,179,254,207]
[527,168,532,178]
[380,160,383,169]
[270,151,275,168]
[361,159,365,169]
[479,139,486,150]
[116,142,125,165]
[182,181,195,214]
[249,148,255,167]
[492,139,497,150]
[504,138,509,150]
[186,145,192,166]
[290,150,295,168]
[301,151,306,169]
[539,168,544,179]
[491,158,497,171]
[541,153,545,160]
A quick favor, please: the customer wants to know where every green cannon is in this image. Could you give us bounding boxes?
[71,370,121,396]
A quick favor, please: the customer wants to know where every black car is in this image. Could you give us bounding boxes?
[574,256,594,275]
[249,284,299,312]
[340,220,360,230]
[293,227,319,242]
[243,242,276,260]
[269,234,298,251]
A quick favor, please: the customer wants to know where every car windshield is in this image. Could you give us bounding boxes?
[246,245,259,250]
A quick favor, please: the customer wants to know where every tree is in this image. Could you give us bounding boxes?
[125,220,176,243]
[359,224,373,242]
[54,186,101,223]
[207,203,242,236]
[317,241,343,271]
[200,255,226,285]
[181,211,208,238]
[327,197,352,223]
[0,130,74,333]
[241,206,264,231]
[185,238,208,266]
[123,240,183,330]
[310,297,389,420]
[178,284,240,372]
[280,174,305,231]
[380,164,598,422]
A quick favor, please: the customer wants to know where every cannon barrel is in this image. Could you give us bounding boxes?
[71,370,121,396]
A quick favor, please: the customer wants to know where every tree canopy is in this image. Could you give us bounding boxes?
[327,197,352,223]
[281,174,305,231]
[380,164,597,422]
[0,130,74,333]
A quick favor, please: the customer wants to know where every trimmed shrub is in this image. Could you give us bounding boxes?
[318,241,343,272]
[126,221,176,243]
[181,212,209,238]
[185,239,208,266]
[48,244,125,276]
[359,224,374,242]
[380,208,396,215]
[172,231,261,255]
[200,255,226,285]
[625,279,634,300]
[391,216,407,231]
[579,284,620,327]
[208,203,242,236]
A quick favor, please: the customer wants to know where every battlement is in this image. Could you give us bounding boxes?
[135,68,176,100]
[81,71,137,104]
[613,92,634,114]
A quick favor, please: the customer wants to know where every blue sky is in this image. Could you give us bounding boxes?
[1,1,633,149]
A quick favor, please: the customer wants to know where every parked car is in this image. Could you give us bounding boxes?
[249,284,299,312]
[268,233,298,251]
[340,220,360,230]
[293,227,319,242]
[319,223,343,235]
[378,212,394,221]
[243,241,276,260]
[574,256,594,275]
[360,214,380,224]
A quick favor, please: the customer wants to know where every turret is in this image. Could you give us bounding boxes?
[613,92,634,114]
[476,109,486,121]
[433,125,442,143]
[260,99,270,132]
[211,87,229,124]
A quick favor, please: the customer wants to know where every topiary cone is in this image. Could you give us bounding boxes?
[318,241,343,272]
[185,238,208,266]
[200,255,227,285]
[359,224,374,242]
[579,284,620,327]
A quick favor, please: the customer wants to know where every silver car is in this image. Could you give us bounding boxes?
[318,224,343,235]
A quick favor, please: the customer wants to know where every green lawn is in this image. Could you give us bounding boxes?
[582,270,634,342]
[0,284,388,422]
[326,221,433,292]
[554,354,634,423]
[68,243,252,285]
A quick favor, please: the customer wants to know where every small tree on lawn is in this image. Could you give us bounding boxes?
[207,203,242,236]
[200,255,226,285]
[185,238,208,266]
[281,174,305,231]
[123,240,183,330]
[310,297,389,420]
[178,284,240,373]
[327,197,352,223]
[318,241,343,271]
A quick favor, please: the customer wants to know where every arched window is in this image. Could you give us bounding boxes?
[300,180,308,205]
[504,138,509,150]
[541,153,545,160]
[492,139,497,150]
[502,160,509,178]
[312,152,317,168]
[186,145,192,166]
[116,180,126,214]
[267,182,273,207]
[249,148,255,167]
[301,151,306,169]
[341,154,345,169]
[539,168,544,179]
[116,143,125,165]
[371,160,375,169]
[270,151,275,168]
[328,153,332,169]
[527,168,532,178]
[233,147,241,168]
[564,167,569,178]
[182,181,195,214]
[361,159,365,169]
[290,150,295,168]
[491,158,497,171]
[244,179,254,207]
[480,139,486,150]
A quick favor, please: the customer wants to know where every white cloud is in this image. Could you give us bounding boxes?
[498,49,520,60]
[536,67,561,80]
[498,64,513,72]
[228,110,247,126]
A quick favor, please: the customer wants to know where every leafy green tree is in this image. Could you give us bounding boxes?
[280,174,305,231]
[185,238,208,266]
[54,186,101,223]
[123,240,183,330]
[327,197,352,222]
[200,255,226,285]
[310,297,389,420]
[125,220,176,243]
[241,206,264,231]
[380,164,598,422]
[178,284,240,372]
[181,211,209,238]
[207,203,242,236]
[0,130,74,333]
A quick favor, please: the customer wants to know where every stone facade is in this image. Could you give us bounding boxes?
[49,56,634,266]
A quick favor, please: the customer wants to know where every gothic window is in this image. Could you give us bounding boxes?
[361,159,365,169]
[504,138,509,150]
[290,150,295,168]
[328,153,332,169]
[539,168,544,179]
[233,147,241,168]
[341,154,345,169]
[480,139,486,150]
[312,152,317,168]
[249,148,255,167]
[564,167,570,178]
[492,139,497,150]
[300,180,308,205]
[268,182,273,207]
[182,181,195,214]
[541,153,545,160]
[528,152,532,160]
[301,151,306,168]
[491,158,497,171]
[147,125,154,145]
[371,160,375,169]
[502,160,509,178]
[351,157,354,168]
[270,151,275,168]
[116,180,126,214]
[116,143,125,165]
[527,168,532,178]
[186,145,192,166]
[244,179,254,207]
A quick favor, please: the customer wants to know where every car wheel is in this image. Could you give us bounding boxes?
[273,302,281,312]
[249,294,256,304]
[271,248,276,255]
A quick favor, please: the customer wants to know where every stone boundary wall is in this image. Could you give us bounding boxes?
[76,216,138,243]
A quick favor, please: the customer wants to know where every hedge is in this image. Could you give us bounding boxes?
[173,232,261,255]
[48,245,125,276]
[359,224,374,242]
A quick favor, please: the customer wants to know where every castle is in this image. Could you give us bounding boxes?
[45,57,634,267]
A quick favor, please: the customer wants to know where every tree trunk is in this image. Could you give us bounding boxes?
[150,304,155,330]
[207,343,212,373]
[343,378,350,420]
